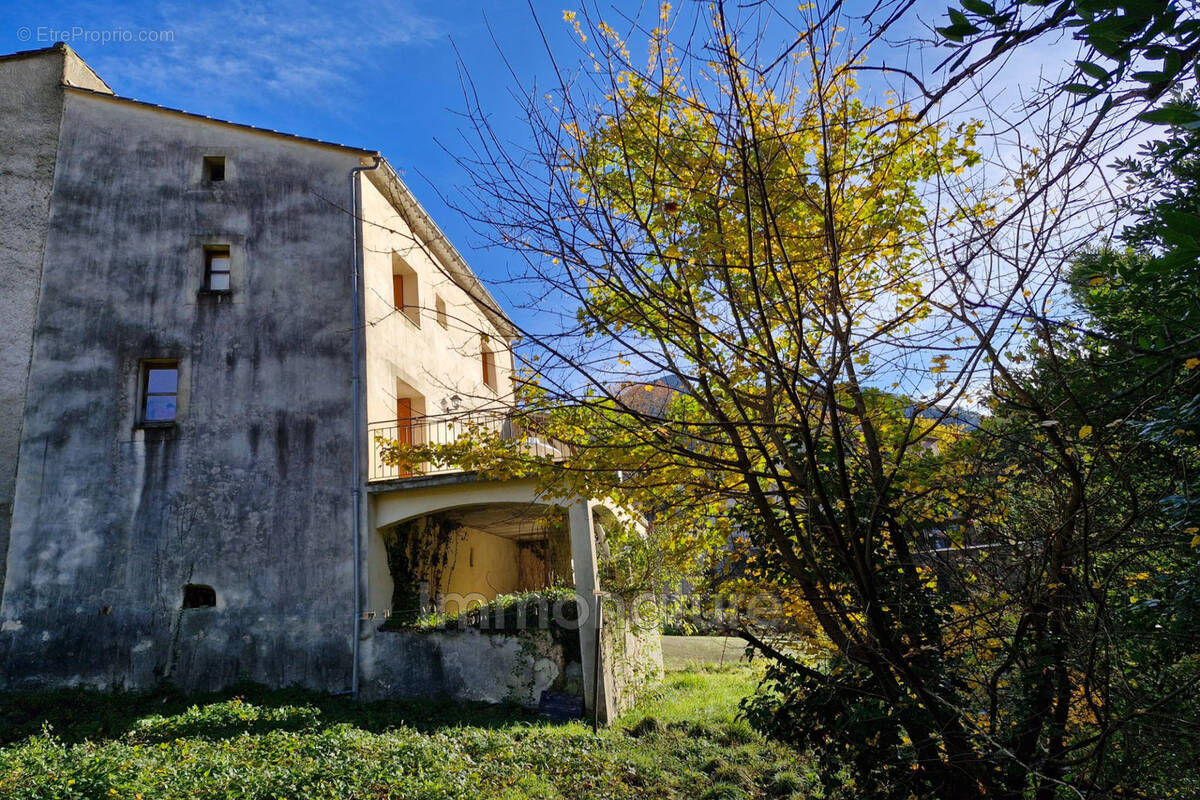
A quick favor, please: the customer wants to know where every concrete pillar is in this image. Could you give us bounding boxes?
[568,498,615,725]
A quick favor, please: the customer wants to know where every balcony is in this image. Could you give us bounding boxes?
[367,410,567,482]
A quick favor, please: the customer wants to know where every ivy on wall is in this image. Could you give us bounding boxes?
[382,513,464,624]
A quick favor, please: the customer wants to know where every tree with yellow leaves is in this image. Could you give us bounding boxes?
[380,1,1198,796]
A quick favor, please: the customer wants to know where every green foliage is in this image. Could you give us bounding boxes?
[937,0,1200,115]
[744,656,913,800]
[435,2,1200,795]
[726,110,1200,797]
[380,513,464,624]
[955,110,1200,797]
[385,586,579,632]
[1068,98,1200,523]
[0,667,820,800]
[128,698,322,743]
[1070,113,1200,794]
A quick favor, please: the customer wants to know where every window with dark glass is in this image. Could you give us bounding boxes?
[205,246,231,292]
[142,362,179,423]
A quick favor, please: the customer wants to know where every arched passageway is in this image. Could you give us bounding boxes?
[362,475,626,722]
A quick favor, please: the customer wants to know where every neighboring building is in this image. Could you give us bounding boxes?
[0,44,657,721]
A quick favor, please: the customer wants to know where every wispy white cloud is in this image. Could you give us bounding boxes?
[88,0,443,112]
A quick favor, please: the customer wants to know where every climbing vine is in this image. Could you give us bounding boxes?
[382,513,464,624]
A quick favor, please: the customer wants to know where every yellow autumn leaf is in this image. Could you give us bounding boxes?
[1185,357,1200,370]
[1078,425,1093,439]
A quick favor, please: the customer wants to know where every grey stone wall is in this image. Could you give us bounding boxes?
[0,88,364,692]
[361,625,582,708]
[602,599,664,716]
[360,599,660,717]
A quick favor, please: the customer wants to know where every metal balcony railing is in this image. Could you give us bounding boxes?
[367,410,568,482]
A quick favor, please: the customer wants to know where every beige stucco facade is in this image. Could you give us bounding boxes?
[358,171,515,428]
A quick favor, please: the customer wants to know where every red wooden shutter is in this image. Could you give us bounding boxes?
[396,397,413,445]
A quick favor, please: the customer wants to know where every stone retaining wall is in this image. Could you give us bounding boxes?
[359,624,583,707]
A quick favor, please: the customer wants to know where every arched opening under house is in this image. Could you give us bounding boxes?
[376,502,573,625]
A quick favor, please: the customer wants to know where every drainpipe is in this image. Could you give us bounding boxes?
[350,155,382,699]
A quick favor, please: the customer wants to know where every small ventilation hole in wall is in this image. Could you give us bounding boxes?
[182,584,216,609]
[203,155,225,182]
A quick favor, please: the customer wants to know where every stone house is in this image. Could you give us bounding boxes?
[0,44,658,722]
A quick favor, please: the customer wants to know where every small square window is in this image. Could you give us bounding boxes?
[203,156,225,182]
[142,361,179,423]
[435,295,448,329]
[205,246,231,292]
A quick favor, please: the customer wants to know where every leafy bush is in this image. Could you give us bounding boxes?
[0,665,815,799]
[382,587,578,632]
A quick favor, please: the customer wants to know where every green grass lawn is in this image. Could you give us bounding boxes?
[0,664,820,800]
[660,635,751,671]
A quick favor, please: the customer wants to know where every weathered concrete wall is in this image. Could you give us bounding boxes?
[0,88,365,692]
[0,48,110,599]
[0,49,67,600]
[362,597,657,718]
[361,625,582,708]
